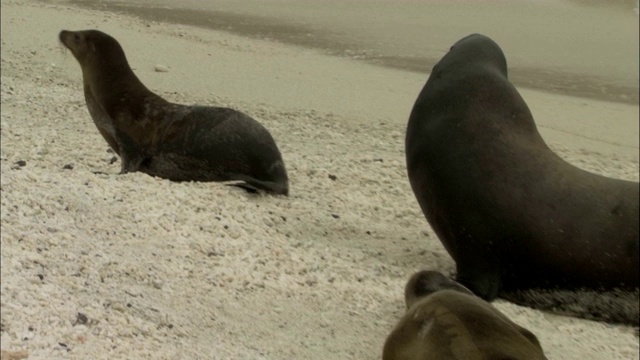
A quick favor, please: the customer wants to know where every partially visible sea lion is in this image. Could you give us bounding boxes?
[383,271,547,360]
[59,29,289,195]
[405,33,639,301]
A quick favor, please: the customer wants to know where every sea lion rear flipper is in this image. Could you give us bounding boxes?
[224,178,289,196]
[225,182,259,194]
[246,179,289,196]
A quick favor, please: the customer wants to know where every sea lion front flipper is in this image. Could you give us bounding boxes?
[118,153,144,174]
[114,131,148,174]
[119,156,152,174]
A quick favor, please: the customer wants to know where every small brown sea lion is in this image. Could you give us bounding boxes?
[59,29,289,195]
[383,271,547,360]
[405,33,639,301]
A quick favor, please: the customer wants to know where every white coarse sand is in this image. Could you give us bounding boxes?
[1,1,638,359]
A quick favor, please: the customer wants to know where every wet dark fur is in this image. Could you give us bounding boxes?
[60,29,289,195]
[405,34,639,307]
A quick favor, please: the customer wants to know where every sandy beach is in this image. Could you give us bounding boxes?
[1,0,638,359]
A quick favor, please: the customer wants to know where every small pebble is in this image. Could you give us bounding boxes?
[154,64,169,73]
[75,312,88,325]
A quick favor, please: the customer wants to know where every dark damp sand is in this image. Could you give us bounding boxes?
[66,0,639,105]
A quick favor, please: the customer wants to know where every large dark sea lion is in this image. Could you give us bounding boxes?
[405,34,639,301]
[59,29,289,195]
[383,271,547,360]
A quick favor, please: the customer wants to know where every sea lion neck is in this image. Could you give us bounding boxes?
[63,29,163,122]
[82,60,161,120]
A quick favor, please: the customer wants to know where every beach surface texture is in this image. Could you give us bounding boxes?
[1,0,638,359]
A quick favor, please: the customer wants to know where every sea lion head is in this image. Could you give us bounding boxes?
[433,33,508,77]
[59,29,129,72]
[404,270,474,309]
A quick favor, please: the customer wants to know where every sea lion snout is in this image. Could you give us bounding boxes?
[58,30,69,42]
[58,30,75,47]
[404,270,474,309]
[59,30,104,60]
[59,30,83,56]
